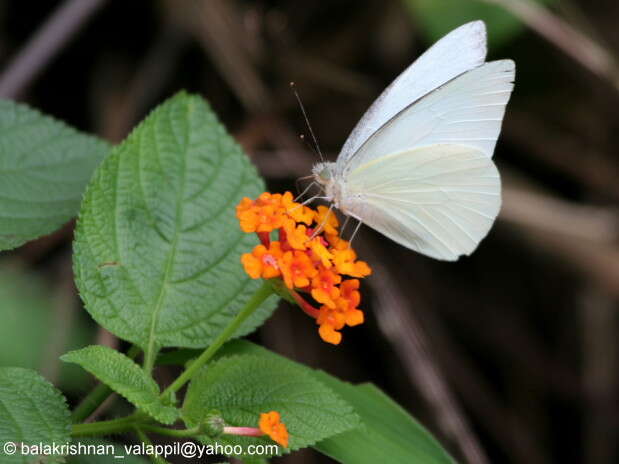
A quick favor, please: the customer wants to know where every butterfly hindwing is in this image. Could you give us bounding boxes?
[340,144,501,260]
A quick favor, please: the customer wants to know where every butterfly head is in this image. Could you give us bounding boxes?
[312,162,338,201]
[312,162,333,182]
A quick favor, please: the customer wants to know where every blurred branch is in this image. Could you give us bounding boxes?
[171,0,303,153]
[183,0,270,113]
[501,181,619,244]
[363,249,490,464]
[581,289,617,464]
[92,22,187,142]
[501,182,619,296]
[278,54,374,97]
[505,111,619,201]
[421,304,548,464]
[0,0,107,98]
[481,0,619,92]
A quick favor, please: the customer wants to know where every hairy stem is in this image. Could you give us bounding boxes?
[140,423,201,438]
[72,413,143,436]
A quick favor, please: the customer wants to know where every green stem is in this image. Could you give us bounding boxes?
[140,424,201,438]
[134,427,169,464]
[71,413,143,437]
[161,281,273,398]
[143,345,159,376]
[71,345,141,423]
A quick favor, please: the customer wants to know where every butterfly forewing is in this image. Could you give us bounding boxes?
[337,20,488,168]
[341,60,515,176]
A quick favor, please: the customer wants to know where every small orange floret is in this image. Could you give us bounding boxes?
[307,236,333,268]
[317,305,347,345]
[241,242,283,279]
[318,323,342,345]
[339,279,361,308]
[282,191,314,225]
[236,197,255,215]
[283,219,310,251]
[345,307,364,326]
[333,248,372,278]
[237,203,284,233]
[259,411,289,448]
[280,250,318,289]
[315,205,339,235]
[311,268,341,309]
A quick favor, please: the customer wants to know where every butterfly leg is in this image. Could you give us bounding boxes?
[339,215,351,236]
[309,203,335,239]
[294,179,318,202]
[347,218,363,248]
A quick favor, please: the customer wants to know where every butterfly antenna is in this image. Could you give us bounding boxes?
[290,82,324,162]
[298,134,320,158]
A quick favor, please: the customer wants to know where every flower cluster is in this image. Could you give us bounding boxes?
[236,191,371,344]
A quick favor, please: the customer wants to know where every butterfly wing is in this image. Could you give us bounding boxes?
[341,144,501,261]
[337,20,488,165]
[340,59,515,176]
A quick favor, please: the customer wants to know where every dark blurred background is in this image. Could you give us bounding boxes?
[1,1,618,463]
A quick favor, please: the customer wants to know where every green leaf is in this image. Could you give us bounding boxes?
[0,265,92,393]
[0,99,109,251]
[68,439,149,463]
[61,345,179,424]
[212,340,455,463]
[314,378,456,464]
[73,91,278,357]
[0,367,71,463]
[403,0,554,48]
[182,355,359,457]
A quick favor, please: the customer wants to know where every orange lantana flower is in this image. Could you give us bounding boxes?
[311,268,341,309]
[315,205,339,235]
[280,250,318,289]
[339,278,361,309]
[241,242,284,279]
[333,248,372,278]
[282,191,314,225]
[237,191,372,345]
[259,411,289,448]
[307,236,333,268]
[282,219,310,251]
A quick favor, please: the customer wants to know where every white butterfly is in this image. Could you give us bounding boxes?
[312,20,515,261]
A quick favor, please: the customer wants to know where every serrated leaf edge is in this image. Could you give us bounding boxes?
[61,347,179,425]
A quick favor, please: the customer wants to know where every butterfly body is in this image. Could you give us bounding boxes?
[311,21,514,261]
